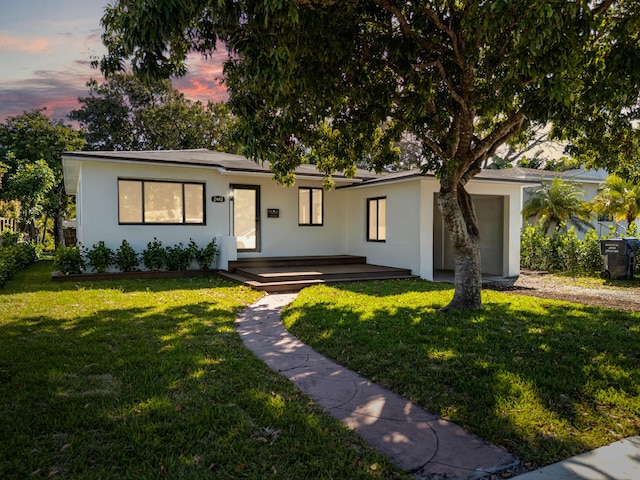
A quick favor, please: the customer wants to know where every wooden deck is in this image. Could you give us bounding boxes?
[219,255,418,292]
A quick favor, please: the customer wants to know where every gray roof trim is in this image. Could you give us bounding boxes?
[338,167,540,189]
[65,150,600,191]
[61,149,378,182]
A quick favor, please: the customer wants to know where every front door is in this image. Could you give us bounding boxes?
[231,184,260,252]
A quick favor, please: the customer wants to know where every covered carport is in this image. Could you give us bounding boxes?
[433,193,506,276]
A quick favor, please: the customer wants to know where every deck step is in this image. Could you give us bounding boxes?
[223,255,418,292]
[235,265,414,283]
[228,255,366,272]
[218,271,419,293]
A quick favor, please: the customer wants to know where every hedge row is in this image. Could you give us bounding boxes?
[54,238,218,275]
[0,232,40,288]
[520,224,604,274]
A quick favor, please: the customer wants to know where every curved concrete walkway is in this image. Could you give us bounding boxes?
[235,293,519,479]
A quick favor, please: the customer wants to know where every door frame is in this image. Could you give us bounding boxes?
[230,184,261,252]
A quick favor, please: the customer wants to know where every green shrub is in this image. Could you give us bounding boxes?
[53,245,84,275]
[190,238,218,270]
[580,230,604,274]
[0,230,21,247]
[0,241,40,288]
[165,242,195,271]
[141,238,166,271]
[85,241,115,273]
[558,227,581,272]
[115,239,139,272]
[521,225,607,276]
[521,223,553,270]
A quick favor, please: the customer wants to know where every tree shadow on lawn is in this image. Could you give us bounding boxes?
[0,260,248,296]
[282,281,640,468]
[0,297,405,479]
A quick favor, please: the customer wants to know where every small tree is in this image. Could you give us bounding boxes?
[4,157,55,241]
[591,175,640,229]
[0,109,84,247]
[523,178,593,235]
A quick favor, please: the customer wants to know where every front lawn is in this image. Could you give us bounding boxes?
[282,281,640,469]
[0,262,407,480]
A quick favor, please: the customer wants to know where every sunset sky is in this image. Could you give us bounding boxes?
[0,0,229,124]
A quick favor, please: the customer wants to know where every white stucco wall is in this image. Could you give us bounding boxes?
[219,173,347,257]
[77,160,227,255]
[344,178,430,277]
[343,177,523,279]
[73,157,524,278]
[75,160,347,266]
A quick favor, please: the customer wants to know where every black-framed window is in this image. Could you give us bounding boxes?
[367,197,386,241]
[118,179,205,225]
[299,187,323,226]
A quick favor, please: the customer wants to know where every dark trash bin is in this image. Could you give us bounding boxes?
[600,238,639,280]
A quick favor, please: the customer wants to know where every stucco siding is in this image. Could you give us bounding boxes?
[220,174,347,257]
[77,160,226,254]
[76,160,347,260]
[344,180,423,275]
[68,151,526,278]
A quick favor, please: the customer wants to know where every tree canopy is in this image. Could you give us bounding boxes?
[70,74,240,153]
[0,110,84,246]
[99,0,640,310]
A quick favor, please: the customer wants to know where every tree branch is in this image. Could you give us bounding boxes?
[472,112,527,163]
[422,135,446,159]
[413,60,467,110]
[419,5,464,69]
[374,0,448,54]
[592,0,615,15]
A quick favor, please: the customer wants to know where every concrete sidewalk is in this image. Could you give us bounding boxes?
[513,436,640,480]
[235,293,519,479]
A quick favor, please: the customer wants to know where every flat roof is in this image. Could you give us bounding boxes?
[62,148,380,180]
[63,149,571,194]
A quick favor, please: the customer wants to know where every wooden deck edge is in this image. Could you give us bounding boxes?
[218,271,420,293]
[228,255,367,271]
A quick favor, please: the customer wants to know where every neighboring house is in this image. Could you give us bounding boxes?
[62,149,533,280]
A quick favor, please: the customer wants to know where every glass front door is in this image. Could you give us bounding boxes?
[231,184,260,251]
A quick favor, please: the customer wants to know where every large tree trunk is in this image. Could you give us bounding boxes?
[437,177,483,311]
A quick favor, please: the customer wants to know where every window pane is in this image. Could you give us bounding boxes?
[368,199,378,240]
[378,198,386,240]
[144,182,183,223]
[184,184,204,224]
[119,180,142,223]
[299,189,310,224]
[312,189,323,225]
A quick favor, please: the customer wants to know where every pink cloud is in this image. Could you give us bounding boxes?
[172,51,230,104]
[0,34,51,53]
[0,46,232,123]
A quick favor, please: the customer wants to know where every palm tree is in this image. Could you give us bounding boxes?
[591,175,640,228]
[523,177,593,235]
